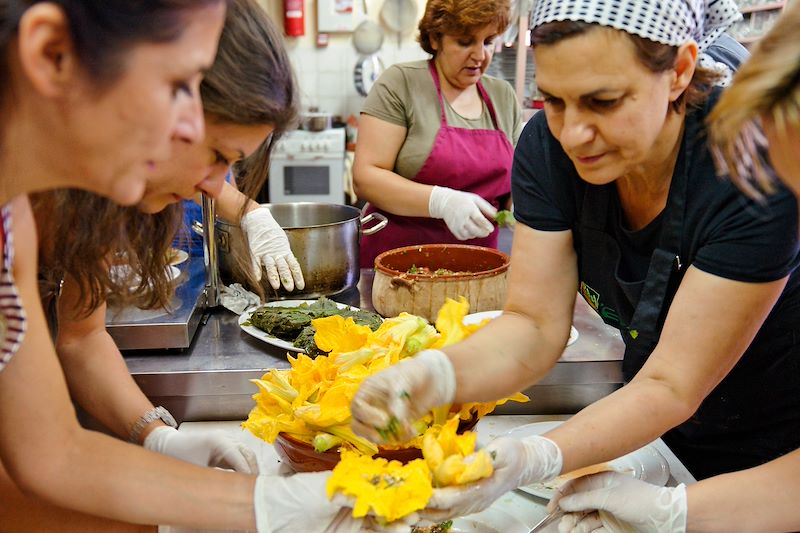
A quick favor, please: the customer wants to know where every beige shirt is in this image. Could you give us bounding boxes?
[361,60,522,180]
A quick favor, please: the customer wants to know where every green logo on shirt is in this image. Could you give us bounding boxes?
[580,281,634,335]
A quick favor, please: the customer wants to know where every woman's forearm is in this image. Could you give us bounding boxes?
[55,280,164,442]
[35,430,257,529]
[0,334,258,530]
[447,312,567,403]
[353,162,433,217]
[57,325,159,442]
[200,181,257,223]
[686,448,800,532]
[546,377,696,474]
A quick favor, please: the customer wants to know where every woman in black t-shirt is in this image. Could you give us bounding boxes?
[350,0,800,523]
[550,4,800,532]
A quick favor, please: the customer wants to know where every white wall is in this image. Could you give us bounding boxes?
[258,0,429,119]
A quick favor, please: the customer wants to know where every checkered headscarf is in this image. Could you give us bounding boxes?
[531,0,742,84]
[531,0,741,51]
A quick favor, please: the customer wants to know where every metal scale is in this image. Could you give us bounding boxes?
[105,196,223,350]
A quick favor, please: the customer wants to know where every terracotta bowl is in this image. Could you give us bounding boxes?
[372,244,510,322]
[274,416,479,473]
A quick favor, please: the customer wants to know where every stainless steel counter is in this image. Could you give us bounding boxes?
[124,269,625,422]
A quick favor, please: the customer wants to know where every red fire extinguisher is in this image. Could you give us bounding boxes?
[284,0,304,37]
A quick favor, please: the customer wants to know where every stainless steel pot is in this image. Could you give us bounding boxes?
[301,112,333,132]
[215,203,386,298]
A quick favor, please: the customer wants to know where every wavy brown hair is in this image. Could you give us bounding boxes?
[708,2,800,199]
[532,21,720,113]
[35,0,298,316]
[34,192,182,314]
[418,0,511,56]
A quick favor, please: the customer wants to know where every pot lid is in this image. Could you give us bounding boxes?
[380,0,417,34]
[352,19,384,55]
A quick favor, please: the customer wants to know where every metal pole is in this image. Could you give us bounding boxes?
[201,194,221,308]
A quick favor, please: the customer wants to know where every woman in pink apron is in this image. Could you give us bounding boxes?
[354,0,521,268]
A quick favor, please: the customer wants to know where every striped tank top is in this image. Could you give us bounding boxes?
[0,204,26,372]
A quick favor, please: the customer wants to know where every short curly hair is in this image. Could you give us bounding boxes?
[418,0,511,56]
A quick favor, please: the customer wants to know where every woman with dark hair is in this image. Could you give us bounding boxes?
[28,0,303,490]
[175,0,305,292]
[550,4,800,532]
[352,0,800,524]
[353,0,522,268]
[0,1,371,531]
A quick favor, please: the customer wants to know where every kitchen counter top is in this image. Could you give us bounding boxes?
[165,415,694,533]
[124,269,625,422]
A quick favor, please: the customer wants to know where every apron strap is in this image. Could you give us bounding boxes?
[628,119,699,337]
[428,60,448,124]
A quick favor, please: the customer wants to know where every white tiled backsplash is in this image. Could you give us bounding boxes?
[259,0,428,118]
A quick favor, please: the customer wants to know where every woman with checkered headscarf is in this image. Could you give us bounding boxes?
[548,4,800,532]
[351,0,800,528]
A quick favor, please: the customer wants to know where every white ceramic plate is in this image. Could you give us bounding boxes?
[166,265,181,281]
[238,299,355,353]
[167,248,189,266]
[504,421,670,499]
[450,506,530,533]
[463,311,579,346]
[110,264,181,289]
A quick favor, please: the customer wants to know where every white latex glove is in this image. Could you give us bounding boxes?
[428,185,497,240]
[418,435,563,522]
[254,471,417,533]
[350,350,456,444]
[220,282,261,315]
[241,207,305,292]
[143,426,259,474]
[551,471,687,533]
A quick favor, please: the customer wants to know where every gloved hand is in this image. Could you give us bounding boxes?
[350,350,457,444]
[418,435,563,522]
[254,471,418,533]
[240,207,305,292]
[550,471,687,533]
[143,426,259,474]
[428,185,497,241]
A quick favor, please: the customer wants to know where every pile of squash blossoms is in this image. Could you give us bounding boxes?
[243,297,528,455]
[327,415,494,522]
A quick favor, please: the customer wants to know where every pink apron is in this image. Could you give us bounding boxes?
[359,60,515,268]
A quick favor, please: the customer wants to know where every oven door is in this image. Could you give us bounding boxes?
[268,156,345,204]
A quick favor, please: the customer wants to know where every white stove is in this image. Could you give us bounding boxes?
[268,128,346,204]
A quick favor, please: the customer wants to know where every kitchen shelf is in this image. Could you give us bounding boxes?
[739,0,786,13]
[732,0,788,44]
[738,35,762,44]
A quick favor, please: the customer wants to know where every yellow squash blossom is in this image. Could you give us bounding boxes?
[422,417,493,487]
[244,298,530,454]
[313,315,372,354]
[327,449,433,522]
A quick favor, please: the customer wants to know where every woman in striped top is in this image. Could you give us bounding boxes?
[0,205,25,370]
[0,2,382,532]
[0,1,271,532]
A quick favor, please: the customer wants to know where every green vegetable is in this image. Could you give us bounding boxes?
[243,296,382,356]
[408,264,419,274]
[495,209,515,227]
[411,520,453,533]
[313,432,343,452]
